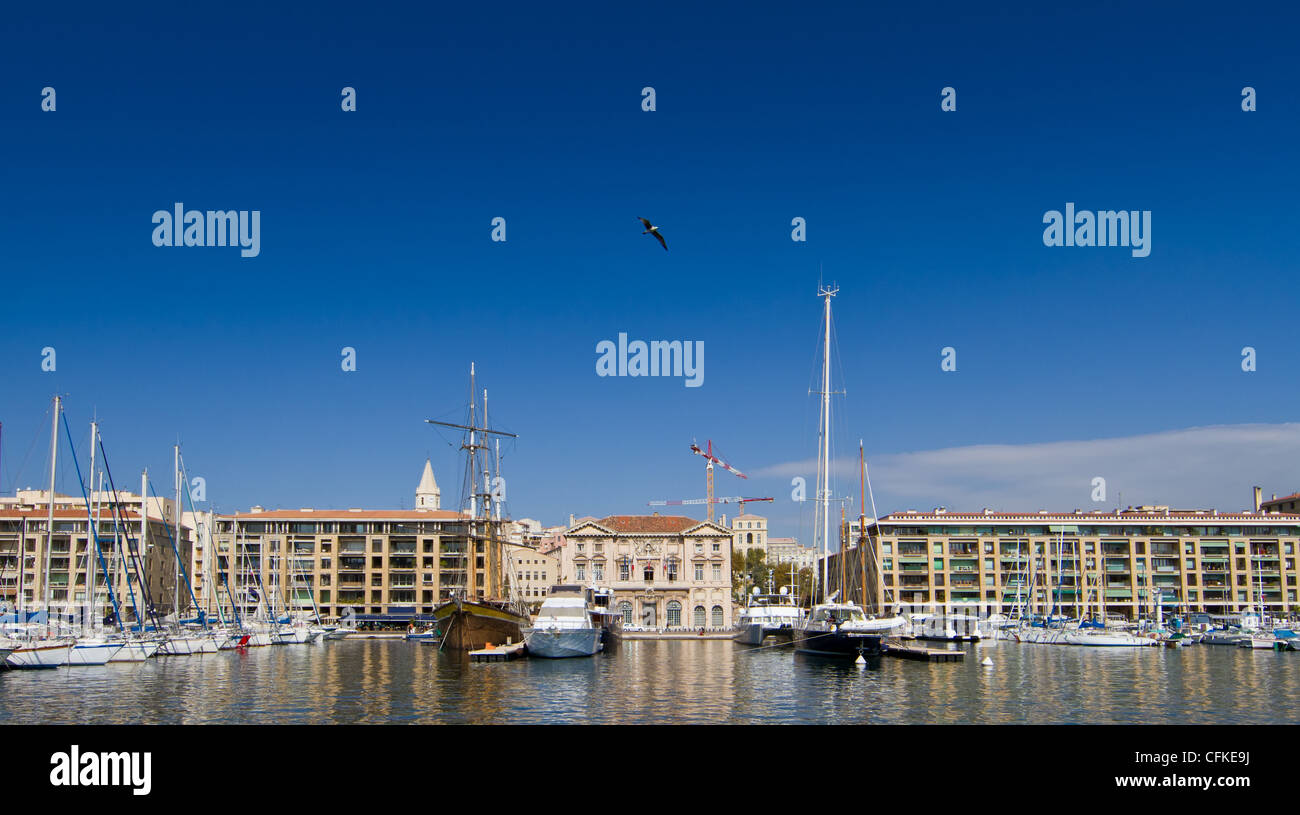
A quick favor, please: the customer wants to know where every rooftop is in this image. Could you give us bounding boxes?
[879,508,1300,523]
[597,514,700,534]
[219,508,465,521]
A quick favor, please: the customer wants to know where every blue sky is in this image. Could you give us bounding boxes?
[1,2,1298,544]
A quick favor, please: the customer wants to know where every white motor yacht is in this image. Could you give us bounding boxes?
[524,586,603,658]
[734,587,805,645]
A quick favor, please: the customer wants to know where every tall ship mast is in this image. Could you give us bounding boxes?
[427,364,529,651]
[793,287,905,659]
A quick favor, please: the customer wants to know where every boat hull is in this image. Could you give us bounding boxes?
[524,627,601,658]
[793,629,886,658]
[734,622,796,646]
[1239,637,1276,650]
[1064,632,1154,647]
[433,600,527,651]
[161,635,218,655]
[6,642,73,669]
[109,641,161,662]
[1202,632,1246,645]
[67,642,125,666]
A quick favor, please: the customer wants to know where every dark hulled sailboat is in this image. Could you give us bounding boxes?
[427,365,530,651]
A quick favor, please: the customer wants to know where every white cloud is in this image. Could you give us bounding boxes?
[753,423,1300,514]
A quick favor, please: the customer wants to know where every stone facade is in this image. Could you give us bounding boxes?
[561,514,733,631]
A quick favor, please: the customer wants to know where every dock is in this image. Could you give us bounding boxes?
[884,642,965,662]
[469,641,527,662]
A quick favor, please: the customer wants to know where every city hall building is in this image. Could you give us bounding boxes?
[827,506,1300,621]
[560,514,734,631]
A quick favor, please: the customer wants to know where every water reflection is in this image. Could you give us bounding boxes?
[1,640,1298,725]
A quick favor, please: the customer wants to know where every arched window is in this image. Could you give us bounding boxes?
[711,605,724,627]
[747,532,753,544]
[667,600,682,627]
[694,605,706,627]
[619,601,633,625]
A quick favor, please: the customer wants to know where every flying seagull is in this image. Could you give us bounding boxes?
[638,217,668,251]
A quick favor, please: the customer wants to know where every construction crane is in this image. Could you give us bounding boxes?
[647,496,774,516]
[689,440,748,522]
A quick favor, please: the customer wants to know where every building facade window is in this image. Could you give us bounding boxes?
[619,601,633,625]
[619,562,630,582]
[667,600,681,627]
[712,564,721,581]
[576,564,585,581]
[694,605,706,627]
[695,563,704,581]
[711,605,724,627]
[594,562,604,582]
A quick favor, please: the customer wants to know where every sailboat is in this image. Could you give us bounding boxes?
[1064,556,1153,647]
[429,365,530,651]
[793,287,905,659]
[6,396,75,669]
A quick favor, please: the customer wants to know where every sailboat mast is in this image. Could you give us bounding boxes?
[817,288,834,603]
[174,444,182,620]
[484,389,494,522]
[859,440,868,609]
[468,364,477,599]
[43,395,61,624]
[141,467,149,624]
[87,420,99,633]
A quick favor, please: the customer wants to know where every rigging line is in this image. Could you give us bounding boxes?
[95,436,151,632]
[2,403,52,495]
[59,411,123,632]
[108,447,163,630]
[147,477,202,622]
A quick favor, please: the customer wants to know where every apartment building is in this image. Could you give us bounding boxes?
[827,507,1300,620]
[505,541,559,609]
[0,489,193,622]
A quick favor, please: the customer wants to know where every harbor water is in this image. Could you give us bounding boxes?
[2,639,1298,725]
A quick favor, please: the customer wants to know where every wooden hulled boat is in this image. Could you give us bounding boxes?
[432,596,528,651]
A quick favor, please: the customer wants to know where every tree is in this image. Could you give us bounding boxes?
[731,550,747,597]
[771,562,815,607]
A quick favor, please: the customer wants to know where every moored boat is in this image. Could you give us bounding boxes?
[425,364,530,652]
[1202,629,1247,646]
[66,638,125,665]
[432,597,528,651]
[734,587,805,645]
[590,586,623,648]
[794,603,903,658]
[1064,629,1156,647]
[523,585,603,658]
[6,639,74,669]
[109,638,163,661]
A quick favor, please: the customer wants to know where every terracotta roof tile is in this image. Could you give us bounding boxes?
[597,515,699,534]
